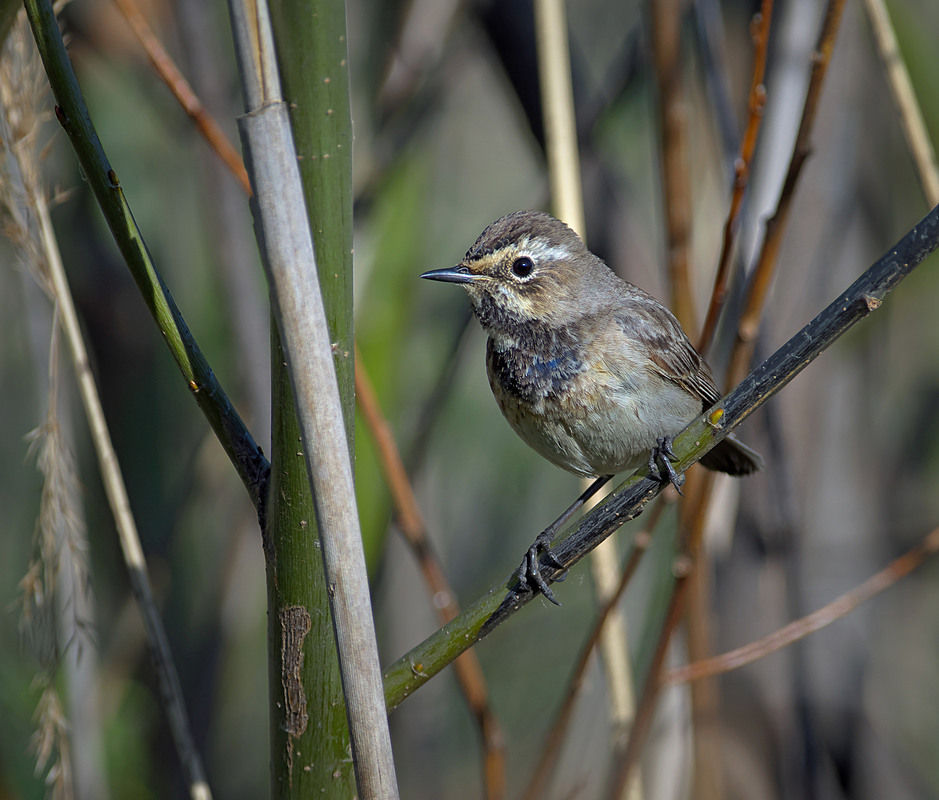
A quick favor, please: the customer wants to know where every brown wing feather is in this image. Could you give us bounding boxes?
[617,297,722,410]
[616,297,764,475]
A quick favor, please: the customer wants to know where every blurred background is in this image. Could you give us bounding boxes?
[2,0,939,798]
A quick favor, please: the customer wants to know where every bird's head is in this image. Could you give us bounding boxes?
[421,210,617,333]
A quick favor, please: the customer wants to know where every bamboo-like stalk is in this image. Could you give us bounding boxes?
[107,6,502,790]
[262,0,368,795]
[266,0,355,437]
[225,2,398,799]
[266,326,351,797]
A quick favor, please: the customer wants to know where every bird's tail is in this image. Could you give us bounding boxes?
[700,435,763,476]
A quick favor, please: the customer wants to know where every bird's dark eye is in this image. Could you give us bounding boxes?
[511,256,534,278]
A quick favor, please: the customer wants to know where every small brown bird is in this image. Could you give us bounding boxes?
[421,210,761,602]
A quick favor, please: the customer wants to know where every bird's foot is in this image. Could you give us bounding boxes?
[509,475,611,607]
[648,436,685,495]
[515,528,567,606]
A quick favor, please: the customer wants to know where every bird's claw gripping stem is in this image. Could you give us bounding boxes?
[649,436,685,495]
[516,528,567,606]
[509,475,611,606]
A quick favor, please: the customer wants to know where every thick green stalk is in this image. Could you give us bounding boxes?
[268,0,354,438]
[266,326,353,797]
[262,2,357,797]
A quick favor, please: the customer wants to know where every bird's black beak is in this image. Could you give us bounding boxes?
[420,265,477,284]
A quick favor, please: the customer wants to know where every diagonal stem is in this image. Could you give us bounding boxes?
[23,0,269,511]
[384,200,939,712]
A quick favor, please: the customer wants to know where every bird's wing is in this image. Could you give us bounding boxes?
[616,301,723,409]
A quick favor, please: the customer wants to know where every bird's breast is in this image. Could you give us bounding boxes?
[483,330,699,477]
[485,338,586,407]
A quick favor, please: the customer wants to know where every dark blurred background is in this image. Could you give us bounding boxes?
[2,0,939,798]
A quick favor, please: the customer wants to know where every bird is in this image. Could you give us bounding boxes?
[421,210,762,603]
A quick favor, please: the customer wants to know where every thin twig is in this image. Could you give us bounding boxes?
[726,0,849,388]
[354,346,505,800]
[677,470,722,800]
[697,0,774,353]
[607,469,719,800]
[679,7,776,791]
[111,0,251,196]
[859,0,939,206]
[666,525,939,685]
[651,0,696,331]
[651,7,774,792]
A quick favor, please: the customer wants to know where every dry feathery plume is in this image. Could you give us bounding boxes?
[31,679,74,799]
[0,15,54,292]
[21,329,93,655]
[2,12,92,798]
[11,8,212,794]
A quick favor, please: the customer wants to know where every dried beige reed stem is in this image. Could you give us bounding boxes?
[2,20,86,798]
[3,13,210,799]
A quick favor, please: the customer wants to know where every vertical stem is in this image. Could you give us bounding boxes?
[226,1,398,798]
[533,0,584,234]
[264,3,359,793]
[651,0,696,331]
[726,0,849,387]
[267,0,354,438]
[266,325,353,798]
[533,5,641,795]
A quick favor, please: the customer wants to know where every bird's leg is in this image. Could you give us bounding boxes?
[516,474,613,605]
[648,436,685,495]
